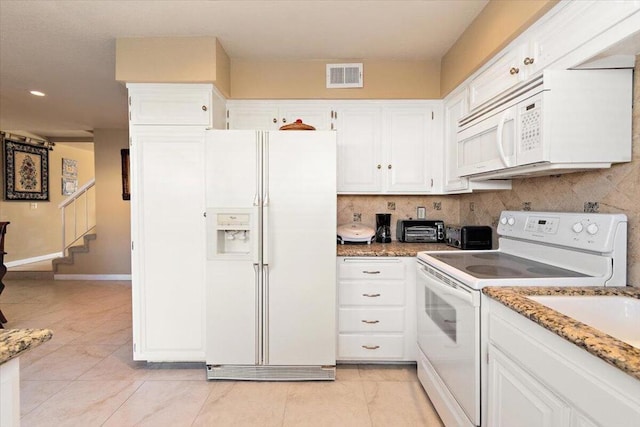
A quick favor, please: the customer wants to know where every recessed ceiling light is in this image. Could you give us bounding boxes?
[30,90,46,96]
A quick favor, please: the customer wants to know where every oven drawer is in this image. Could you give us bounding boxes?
[338,334,404,359]
[339,282,405,306]
[338,308,405,332]
[338,260,405,280]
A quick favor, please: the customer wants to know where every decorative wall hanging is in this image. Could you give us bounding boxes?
[61,158,78,196]
[3,139,49,201]
[121,149,130,201]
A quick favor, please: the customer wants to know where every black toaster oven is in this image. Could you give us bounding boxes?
[396,220,445,243]
[445,225,492,250]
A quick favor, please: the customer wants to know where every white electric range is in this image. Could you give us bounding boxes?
[415,210,628,427]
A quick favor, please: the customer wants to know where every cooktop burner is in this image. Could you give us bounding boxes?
[428,251,589,279]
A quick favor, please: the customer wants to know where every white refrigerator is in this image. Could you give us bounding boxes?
[204,130,337,380]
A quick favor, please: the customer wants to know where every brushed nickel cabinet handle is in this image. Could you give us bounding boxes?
[523,57,535,65]
[362,345,380,350]
[282,118,287,123]
[273,118,277,123]
[361,320,380,324]
[509,67,520,75]
[388,164,392,169]
[362,293,381,297]
[202,105,208,111]
[377,164,382,169]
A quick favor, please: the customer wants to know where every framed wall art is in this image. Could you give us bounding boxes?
[3,139,49,201]
[61,158,78,196]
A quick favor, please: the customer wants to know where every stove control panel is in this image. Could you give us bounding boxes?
[497,211,627,253]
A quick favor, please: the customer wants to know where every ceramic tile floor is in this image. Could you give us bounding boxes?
[1,278,443,426]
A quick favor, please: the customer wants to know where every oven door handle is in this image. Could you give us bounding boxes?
[418,266,477,306]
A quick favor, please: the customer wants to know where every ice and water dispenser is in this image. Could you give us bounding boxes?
[207,208,253,259]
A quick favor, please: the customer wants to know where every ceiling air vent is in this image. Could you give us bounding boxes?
[326,63,363,88]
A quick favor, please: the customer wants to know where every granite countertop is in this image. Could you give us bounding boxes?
[0,329,53,364]
[483,286,640,380]
[337,241,454,257]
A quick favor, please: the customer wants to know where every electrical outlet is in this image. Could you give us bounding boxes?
[387,202,396,211]
[416,207,426,219]
[584,202,599,213]
[30,203,37,209]
[469,202,475,212]
[353,213,362,222]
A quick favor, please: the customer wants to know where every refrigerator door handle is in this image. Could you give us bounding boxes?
[263,206,269,266]
[262,132,270,207]
[253,131,261,207]
[252,205,260,265]
[253,263,261,364]
[262,264,270,365]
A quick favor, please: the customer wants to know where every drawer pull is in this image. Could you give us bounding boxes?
[362,345,380,350]
[362,293,381,297]
[362,270,381,274]
[361,320,380,324]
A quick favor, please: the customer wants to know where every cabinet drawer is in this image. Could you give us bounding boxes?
[338,260,405,280]
[338,308,405,332]
[338,334,404,360]
[339,282,405,306]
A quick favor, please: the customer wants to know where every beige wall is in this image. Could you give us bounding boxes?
[116,36,220,83]
[458,56,640,287]
[440,0,558,97]
[215,39,231,98]
[230,59,441,99]
[55,129,131,275]
[0,139,95,262]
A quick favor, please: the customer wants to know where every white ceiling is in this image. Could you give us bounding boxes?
[0,0,490,140]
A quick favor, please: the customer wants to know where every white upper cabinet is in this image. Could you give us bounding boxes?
[383,105,437,193]
[335,104,383,193]
[336,101,441,194]
[227,101,332,130]
[467,1,640,113]
[128,83,214,126]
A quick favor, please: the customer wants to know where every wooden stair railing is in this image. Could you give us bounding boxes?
[0,222,10,328]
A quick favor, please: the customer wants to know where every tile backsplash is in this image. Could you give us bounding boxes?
[337,195,459,239]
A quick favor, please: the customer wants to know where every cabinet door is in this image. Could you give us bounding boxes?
[443,89,470,192]
[279,105,332,130]
[227,104,279,130]
[130,127,206,362]
[488,344,570,427]
[468,44,527,111]
[383,106,434,193]
[336,106,383,193]
[128,84,212,126]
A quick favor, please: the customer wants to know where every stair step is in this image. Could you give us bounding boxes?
[52,233,97,273]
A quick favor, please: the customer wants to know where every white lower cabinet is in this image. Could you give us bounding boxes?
[487,297,640,427]
[337,257,416,362]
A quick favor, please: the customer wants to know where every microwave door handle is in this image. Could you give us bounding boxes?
[496,110,513,168]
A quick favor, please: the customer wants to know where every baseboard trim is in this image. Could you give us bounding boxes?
[5,252,63,268]
[54,274,132,281]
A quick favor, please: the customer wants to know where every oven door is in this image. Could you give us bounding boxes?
[417,260,481,426]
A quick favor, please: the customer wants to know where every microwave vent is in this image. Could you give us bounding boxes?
[326,63,363,88]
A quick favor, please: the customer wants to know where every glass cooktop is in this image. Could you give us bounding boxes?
[428,252,589,279]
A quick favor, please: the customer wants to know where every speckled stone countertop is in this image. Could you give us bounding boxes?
[337,241,453,257]
[0,329,53,364]
[483,286,640,380]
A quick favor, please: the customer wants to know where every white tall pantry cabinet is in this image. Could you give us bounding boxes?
[128,83,223,362]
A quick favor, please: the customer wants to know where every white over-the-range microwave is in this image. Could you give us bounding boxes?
[456,69,632,180]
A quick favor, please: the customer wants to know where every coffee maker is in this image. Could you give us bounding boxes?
[375,213,392,243]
